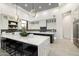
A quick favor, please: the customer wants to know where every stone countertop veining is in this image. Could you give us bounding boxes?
[1,33,50,46]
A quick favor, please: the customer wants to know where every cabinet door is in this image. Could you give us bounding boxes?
[0,15,1,29]
[0,14,2,29]
[40,20,46,27]
[18,21,21,29]
[1,16,8,29]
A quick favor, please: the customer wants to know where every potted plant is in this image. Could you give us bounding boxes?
[20,27,29,37]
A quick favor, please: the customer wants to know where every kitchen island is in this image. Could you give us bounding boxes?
[27,31,54,43]
[1,33,50,56]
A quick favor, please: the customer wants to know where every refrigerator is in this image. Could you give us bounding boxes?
[73,23,78,39]
[0,29,1,48]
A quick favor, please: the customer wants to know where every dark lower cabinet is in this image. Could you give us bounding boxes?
[32,33,54,43]
[22,43,38,56]
[1,38,38,56]
[23,45,38,56]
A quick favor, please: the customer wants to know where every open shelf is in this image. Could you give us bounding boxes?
[8,20,18,30]
[8,24,17,27]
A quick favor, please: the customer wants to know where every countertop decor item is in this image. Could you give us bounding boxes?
[20,32,29,37]
[20,27,29,37]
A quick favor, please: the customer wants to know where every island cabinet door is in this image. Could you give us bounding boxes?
[38,38,50,56]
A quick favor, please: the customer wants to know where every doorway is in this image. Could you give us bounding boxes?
[63,14,73,39]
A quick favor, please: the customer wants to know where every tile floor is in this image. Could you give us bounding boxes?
[49,39,79,56]
[0,39,79,56]
[0,49,10,56]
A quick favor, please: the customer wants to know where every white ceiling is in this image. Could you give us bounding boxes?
[13,3,59,12]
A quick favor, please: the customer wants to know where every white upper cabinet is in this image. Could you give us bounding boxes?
[0,14,8,29]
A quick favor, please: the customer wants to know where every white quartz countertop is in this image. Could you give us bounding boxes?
[1,33,49,46]
[27,31,54,34]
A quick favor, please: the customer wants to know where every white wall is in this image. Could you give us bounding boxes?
[0,3,79,40]
[60,4,79,40]
[0,3,29,29]
[40,20,46,27]
[63,15,73,39]
[28,20,46,30]
[28,4,79,40]
[0,14,1,34]
[47,22,56,29]
[0,4,29,20]
[28,21,40,30]
[28,8,60,39]
[28,18,56,30]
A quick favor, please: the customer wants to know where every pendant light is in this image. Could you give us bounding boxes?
[30,3,37,17]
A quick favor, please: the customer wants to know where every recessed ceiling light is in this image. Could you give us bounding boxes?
[25,4,28,7]
[39,6,42,9]
[49,3,52,6]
